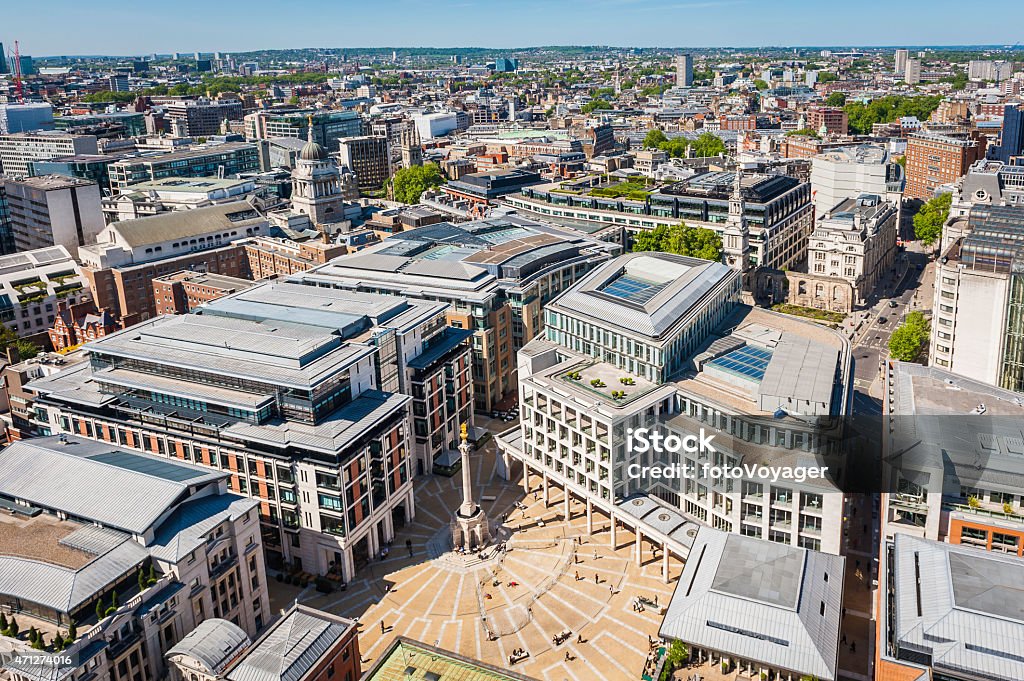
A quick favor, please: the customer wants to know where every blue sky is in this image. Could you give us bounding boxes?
[4,0,1023,56]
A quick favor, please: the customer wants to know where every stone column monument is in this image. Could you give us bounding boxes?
[452,422,491,549]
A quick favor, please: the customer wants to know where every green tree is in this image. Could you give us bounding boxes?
[689,132,726,158]
[753,79,769,90]
[826,92,847,107]
[844,95,943,134]
[53,632,65,650]
[786,128,821,139]
[642,128,668,149]
[0,325,39,361]
[28,627,38,644]
[7,617,18,637]
[0,612,7,633]
[817,72,839,83]
[389,163,445,204]
[67,621,77,641]
[632,222,722,261]
[581,98,612,114]
[96,599,105,621]
[913,193,952,246]
[889,311,930,362]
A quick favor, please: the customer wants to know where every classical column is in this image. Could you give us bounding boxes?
[542,474,549,506]
[522,461,530,494]
[563,487,571,521]
[453,423,490,549]
[662,543,670,583]
[635,529,642,567]
[610,515,617,548]
[586,499,593,535]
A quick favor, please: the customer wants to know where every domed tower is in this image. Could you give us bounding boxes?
[291,116,346,231]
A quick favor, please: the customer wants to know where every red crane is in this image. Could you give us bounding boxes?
[12,40,24,104]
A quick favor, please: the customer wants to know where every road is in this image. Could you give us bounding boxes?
[849,233,935,415]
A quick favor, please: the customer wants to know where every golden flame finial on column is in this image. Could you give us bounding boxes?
[460,422,468,441]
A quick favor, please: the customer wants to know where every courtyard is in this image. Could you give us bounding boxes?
[272,438,681,681]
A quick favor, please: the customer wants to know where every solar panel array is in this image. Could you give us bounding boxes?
[707,345,773,382]
[602,275,670,304]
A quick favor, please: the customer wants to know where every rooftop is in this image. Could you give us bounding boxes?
[660,527,844,681]
[100,200,266,249]
[4,174,95,190]
[364,637,540,681]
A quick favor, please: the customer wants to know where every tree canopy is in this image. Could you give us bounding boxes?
[581,99,612,114]
[632,223,723,261]
[753,79,769,90]
[844,95,943,134]
[642,128,668,149]
[786,128,821,139]
[913,192,952,246]
[825,92,847,107]
[389,163,445,204]
[888,311,930,362]
[0,325,39,362]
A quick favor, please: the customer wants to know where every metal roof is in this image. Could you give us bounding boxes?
[168,619,252,675]
[892,534,1024,681]
[660,527,844,680]
[106,200,266,249]
[0,437,226,535]
[226,606,356,681]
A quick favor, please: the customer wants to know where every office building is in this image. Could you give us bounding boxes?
[880,361,1024,551]
[3,175,104,253]
[337,135,390,190]
[107,143,262,192]
[441,168,543,212]
[0,130,98,178]
[989,103,1024,163]
[29,153,125,192]
[0,182,10,254]
[894,48,909,75]
[809,144,905,217]
[78,201,269,320]
[676,54,694,87]
[108,74,130,92]
[413,112,459,140]
[25,280,469,575]
[18,55,34,75]
[904,131,984,200]
[0,42,6,74]
[510,170,814,273]
[877,533,1024,681]
[102,176,259,222]
[0,435,270,681]
[801,195,899,311]
[152,271,256,314]
[162,99,243,138]
[660,527,844,681]
[903,58,921,85]
[168,605,361,681]
[0,102,54,135]
[52,111,148,138]
[493,58,518,73]
[929,204,1024,388]
[497,252,853,570]
[0,245,91,338]
[243,110,363,149]
[295,215,620,412]
[805,106,848,136]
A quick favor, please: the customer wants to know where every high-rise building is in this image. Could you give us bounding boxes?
[989,103,1024,163]
[108,74,130,92]
[162,99,243,138]
[0,435,271,681]
[25,280,470,577]
[0,43,7,74]
[295,215,620,412]
[496,251,853,566]
[0,129,97,177]
[493,57,518,73]
[17,54,34,76]
[337,135,390,190]
[243,109,363,148]
[805,106,849,136]
[904,131,984,200]
[3,175,105,253]
[903,57,922,85]
[675,53,693,87]
[894,48,909,75]
[968,59,1013,82]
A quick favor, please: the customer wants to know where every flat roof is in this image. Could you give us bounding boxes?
[364,637,541,681]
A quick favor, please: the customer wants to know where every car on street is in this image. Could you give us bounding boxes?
[888,300,898,308]
[878,317,888,324]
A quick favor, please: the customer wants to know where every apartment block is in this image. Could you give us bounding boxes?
[0,436,270,681]
[905,131,984,200]
[805,106,849,136]
[295,215,620,412]
[0,130,98,178]
[242,236,348,280]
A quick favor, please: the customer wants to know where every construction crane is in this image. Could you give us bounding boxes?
[12,40,24,104]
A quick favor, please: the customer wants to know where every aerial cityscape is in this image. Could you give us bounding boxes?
[0,11,1023,681]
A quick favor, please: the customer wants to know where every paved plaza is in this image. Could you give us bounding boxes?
[279,440,681,681]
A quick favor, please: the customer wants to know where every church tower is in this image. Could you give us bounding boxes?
[290,116,346,232]
[722,168,752,275]
[399,125,422,169]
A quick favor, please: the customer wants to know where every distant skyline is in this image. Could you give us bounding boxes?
[3,0,1023,57]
